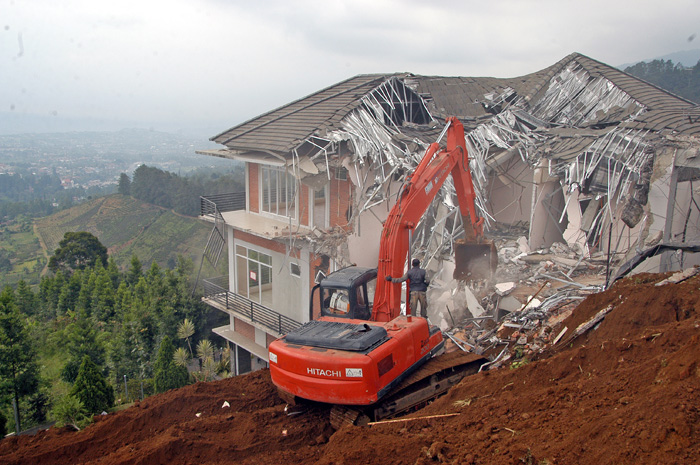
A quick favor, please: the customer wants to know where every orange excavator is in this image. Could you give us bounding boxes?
[268,117,496,426]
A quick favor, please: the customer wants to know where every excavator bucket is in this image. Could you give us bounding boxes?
[453,238,498,281]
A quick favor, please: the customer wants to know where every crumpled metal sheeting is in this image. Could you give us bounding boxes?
[337,108,423,218]
[338,107,410,168]
[530,63,646,127]
[330,103,490,268]
[463,108,547,194]
[364,77,436,130]
[551,128,652,206]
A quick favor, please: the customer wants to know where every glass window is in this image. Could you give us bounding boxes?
[323,288,350,315]
[366,277,376,304]
[261,165,297,219]
[235,245,273,307]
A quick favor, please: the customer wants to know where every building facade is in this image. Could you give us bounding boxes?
[198,54,700,375]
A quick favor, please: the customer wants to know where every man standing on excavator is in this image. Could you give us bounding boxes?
[385,258,430,318]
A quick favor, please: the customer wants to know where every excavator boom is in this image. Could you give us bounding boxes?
[374,117,494,321]
[269,117,494,411]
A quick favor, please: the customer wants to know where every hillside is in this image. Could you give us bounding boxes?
[35,194,213,270]
[2,271,698,464]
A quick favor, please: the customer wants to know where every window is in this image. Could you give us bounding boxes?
[335,167,348,181]
[261,165,297,219]
[290,262,301,277]
[323,288,350,315]
[235,245,273,308]
[313,185,327,229]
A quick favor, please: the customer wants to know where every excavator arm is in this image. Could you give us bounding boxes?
[372,117,488,322]
[269,117,493,411]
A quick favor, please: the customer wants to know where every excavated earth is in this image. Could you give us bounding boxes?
[2,271,700,464]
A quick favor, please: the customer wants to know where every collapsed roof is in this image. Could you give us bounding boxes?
[199,52,700,280]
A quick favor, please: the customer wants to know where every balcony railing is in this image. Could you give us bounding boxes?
[200,192,246,216]
[202,276,302,336]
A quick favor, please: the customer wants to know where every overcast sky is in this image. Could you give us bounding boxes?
[2,0,699,137]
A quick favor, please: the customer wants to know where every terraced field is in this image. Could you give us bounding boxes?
[0,222,45,287]
[34,194,214,271]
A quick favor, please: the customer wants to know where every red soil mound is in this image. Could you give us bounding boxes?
[2,271,699,464]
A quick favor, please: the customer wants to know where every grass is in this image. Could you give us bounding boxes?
[0,222,46,288]
[0,194,215,289]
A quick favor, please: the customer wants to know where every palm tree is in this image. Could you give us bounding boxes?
[196,339,214,360]
[177,318,195,356]
[173,347,190,368]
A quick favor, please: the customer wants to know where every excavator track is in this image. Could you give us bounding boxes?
[329,351,487,428]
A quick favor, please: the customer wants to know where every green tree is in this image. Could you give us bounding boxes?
[177,318,195,356]
[106,257,121,289]
[127,254,143,287]
[118,173,131,195]
[108,320,140,386]
[70,355,114,415]
[51,394,89,431]
[38,271,65,318]
[0,287,40,432]
[48,232,108,274]
[153,336,189,393]
[61,307,106,383]
[57,271,82,315]
[27,389,50,425]
[91,265,116,322]
[0,249,11,273]
[14,280,35,316]
[624,58,700,104]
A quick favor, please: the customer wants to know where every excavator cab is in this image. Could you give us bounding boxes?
[315,266,377,320]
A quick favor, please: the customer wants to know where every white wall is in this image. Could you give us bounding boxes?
[231,237,310,324]
[485,157,534,225]
[347,203,388,267]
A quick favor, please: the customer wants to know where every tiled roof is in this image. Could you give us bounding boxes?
[208,53,700,158]
[569,54,700,135]
[211,74,401,154]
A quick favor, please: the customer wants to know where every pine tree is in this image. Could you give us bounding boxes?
[106,257,121,289]
[70,355,114,415]
[14,280,35,316]
[61,307,106,383]
[127,255,142,287]
[118,173,131,195]
[153,336,189,393]
[108,320,140,384]
[0,287,40,432]
[92,265,116,322]
[57,271,82,316]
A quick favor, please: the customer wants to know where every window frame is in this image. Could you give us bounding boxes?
[235,244,273,307]
[259,165,298,220]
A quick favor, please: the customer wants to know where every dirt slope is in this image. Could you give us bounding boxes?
[2,271,699,464]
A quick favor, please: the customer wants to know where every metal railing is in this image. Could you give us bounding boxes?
[200,192,246,216]
[202,276,302,336]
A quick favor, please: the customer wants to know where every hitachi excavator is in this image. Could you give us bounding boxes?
[268,117,497,426]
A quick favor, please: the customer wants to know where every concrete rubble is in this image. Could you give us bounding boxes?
[437,237,611,367]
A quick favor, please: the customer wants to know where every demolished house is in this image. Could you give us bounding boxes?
[196,52,700,374]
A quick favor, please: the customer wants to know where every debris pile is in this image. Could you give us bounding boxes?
[438,237,617,367]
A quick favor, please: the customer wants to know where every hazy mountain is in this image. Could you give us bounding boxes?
[0,111,222,140]
[618,48,700,69]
